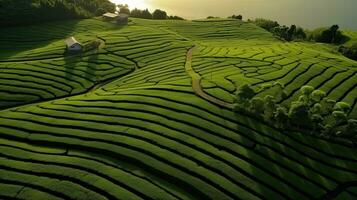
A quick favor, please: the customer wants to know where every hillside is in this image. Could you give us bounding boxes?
[0,18,357,200]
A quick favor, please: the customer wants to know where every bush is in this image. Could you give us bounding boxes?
[338,43,357,61]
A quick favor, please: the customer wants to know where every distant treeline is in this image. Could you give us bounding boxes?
[0,0,116,26]
[250,18,357,61]
[118,4,184,20]
[250,18,348,43]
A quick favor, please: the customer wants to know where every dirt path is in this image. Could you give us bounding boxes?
[185,46,234,109]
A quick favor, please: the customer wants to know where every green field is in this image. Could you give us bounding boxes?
[0,17,357,199]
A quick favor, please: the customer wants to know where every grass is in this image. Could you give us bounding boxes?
[0,17,356,199]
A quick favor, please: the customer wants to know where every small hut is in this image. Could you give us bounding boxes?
[117,14,129,25]
[103,12,118,21]
[65,37,82,52]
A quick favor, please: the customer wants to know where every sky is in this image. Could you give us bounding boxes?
[111,0,357,29]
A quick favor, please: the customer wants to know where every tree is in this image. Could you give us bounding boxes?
[295,27,307,40]
[299,85,315,105]
[118,4,130,15]
[289,101,310,128]
[168,15,184,20]
[236,84,255,102]
[234,84,255,112]
[231,14,243,20]
[343,119,357,137]
[311,103,323,115]
[274,106,289,129]
[272,81,287,101]
[300,85,315,96]
[310,114,324,132]
[321,98,336,114]
[96,7,106,15]
[250,97,265,116]
[334,102,352,114]
[313,25,345,44]
[141,9,153,19]
[253,18,280,31]
[332,111,348,126]
[130,8,142,18]
[152,9,167,19]
[286,25,296,41]
[264,95,276,121]
[311,90,326,104]
[330,25,339,43]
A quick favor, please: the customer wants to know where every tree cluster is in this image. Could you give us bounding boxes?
[338,43,357,61]
[234,84,356,141]
[119,5,184,20]
[229,14,243,20]
[251,18,306,41]
[272,25,306,41]
[308,25,347,44]
[0,0,116,26]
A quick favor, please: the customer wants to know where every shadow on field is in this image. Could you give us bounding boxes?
[0,19,81,61]
[237,114,353,199]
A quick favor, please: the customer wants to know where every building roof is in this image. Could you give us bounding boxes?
[103,12,118,18]
[65,37,81,47]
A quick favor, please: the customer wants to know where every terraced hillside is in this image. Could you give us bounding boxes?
[0,18,357,200]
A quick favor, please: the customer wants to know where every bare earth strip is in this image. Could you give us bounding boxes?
[185,46,234,109]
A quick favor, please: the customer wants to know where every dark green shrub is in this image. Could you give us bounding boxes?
[338,43,357,61]
[253,18,280,31]
[152,9,167,19]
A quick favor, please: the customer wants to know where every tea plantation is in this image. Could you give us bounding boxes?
[0,18,356,199]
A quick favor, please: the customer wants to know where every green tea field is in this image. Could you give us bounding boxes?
[0,18,356,199]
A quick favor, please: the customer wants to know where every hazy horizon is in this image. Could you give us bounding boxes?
[111,0,357,29]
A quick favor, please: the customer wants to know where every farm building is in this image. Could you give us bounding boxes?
[65,37,82,52]
[103,12,118,20]
[117,14,129,25]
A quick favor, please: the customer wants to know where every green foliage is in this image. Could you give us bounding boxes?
[333,111,348,125]
[288,101,311,127]
[235,84,255,103]
[118,4,130,15]
[338,43,357,61]
[130,8,153,19]
[250,97,265,115]
[230,14,243,20]
[274,106,289,129]
[168,15,184,20]
[152,9,167,20]
[253,18,306,42]
[309,25,348,44]
[253,18,280,31]
[234,83,356,140]
[334,102,352,113]
[0,0,116,26]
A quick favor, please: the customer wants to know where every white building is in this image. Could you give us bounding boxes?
[65,37,82,52]
[103,12,118,20]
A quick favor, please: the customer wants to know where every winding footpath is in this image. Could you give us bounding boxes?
[185,46,234,109]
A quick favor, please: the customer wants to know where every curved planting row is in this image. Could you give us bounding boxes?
[191,41,357,116]
[1,83,357,199]
[1,18,357,199]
